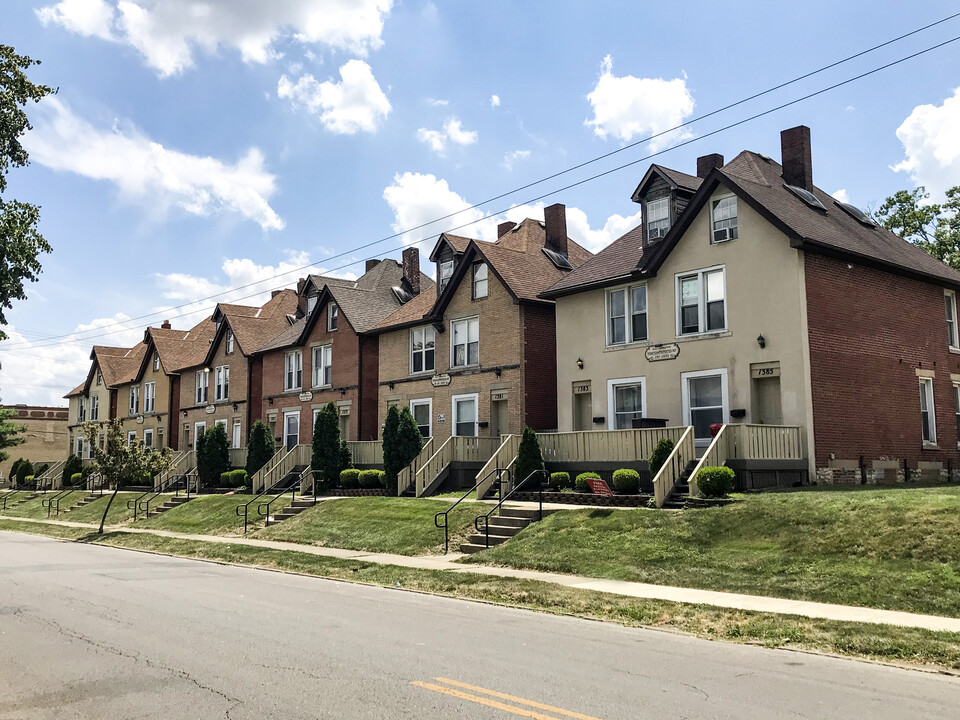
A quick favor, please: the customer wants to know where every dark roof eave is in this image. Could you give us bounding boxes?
[539,272,640,300]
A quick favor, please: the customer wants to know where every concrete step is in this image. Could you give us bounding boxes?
[499,507,549,520]
[459,541,511,554]
[464,533,514,547]
[484,523,525,537]
[487,515,529,528]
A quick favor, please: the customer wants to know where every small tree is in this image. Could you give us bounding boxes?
[649,438,675,478]
[0,409,25,464]
[246,420,275,477]
[396,407,423,469]
[312,402,345,490]
[381,405,402,486]
[197,424,230,487]
[62,454,83,486]
[15,458,33,485]
[514,426,545,487]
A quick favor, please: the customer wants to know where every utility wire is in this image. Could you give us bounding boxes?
[5,19,960,352]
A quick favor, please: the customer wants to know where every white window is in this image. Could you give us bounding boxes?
[410,326,436,374]
[946,291,958,349]
[90,395,99,421]
[410,399,432,438]
[226,330,235,354]
[920,377,937,445]
[143,428,154,448]
[144,382,155,413]
[232,420,242,449]
[607,285,648,345]
[153,354,160,371]
[307,295,318,315]
[96,371,102,386]
[78,397,86,422]
[439,260,454,292]
[214,365,230,401]
[196,370,209,405]
[473,262,488,299]
[677,267,726,336]
[327,304,339,331]
[711,196,738,243]
[75,436,84,456]
[283,410,300,450]
[452,394,478,437]
[451,317,479,368]
[682,369,729,447]
[129,386,139,415]
[606,377,645,430]
[193,421,206,447]
[646,197,670,239]
[215,418,227,433]
[312,345,332,388]
[285,350,303,391]
[127,430,137,446]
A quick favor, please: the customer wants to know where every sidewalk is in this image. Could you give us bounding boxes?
[3,515,960,634]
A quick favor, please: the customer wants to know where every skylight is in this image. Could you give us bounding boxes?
[784,183,826,211]
[392,286,413,304]
[542,247,573,270]
[834,200,877,227]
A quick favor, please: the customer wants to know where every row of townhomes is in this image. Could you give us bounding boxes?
[64,125,960,495]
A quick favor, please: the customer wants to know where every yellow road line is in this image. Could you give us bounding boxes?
[411,681,567,720]
[434,678,604,720]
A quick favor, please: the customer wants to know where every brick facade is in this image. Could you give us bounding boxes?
[520,303,559,431]
[805,252,960,476]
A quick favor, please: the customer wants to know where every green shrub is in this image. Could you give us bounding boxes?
[575,472,600,493]
[358,469,382,488]
[220,471,232,486]
[383,406,423,489]
[62,454,83,485]
[648,438,675,478]
[234,470,249,488]
[35,463,49,477]
[340,468,361,489]
[198,424,230,487]
[246,420,275,477]
[612,468,641,493]
[24,475,34,483]
[549,472,571,491]
[514,427,545,486]
[70,473,83,484]
[219,469,247,488]
[10,458,22,477]
[696,466,735,498]
[312,402,348,490]
[377,470,387,489]
[16,459,34,484]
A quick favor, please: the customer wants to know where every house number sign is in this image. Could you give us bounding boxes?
[645,343,680,362]
[205,405,216,414]
[431,373,452,387]
[299,391,314,402]
[573,383,591,395]
[437,414,446,423]
[491,391,508,401]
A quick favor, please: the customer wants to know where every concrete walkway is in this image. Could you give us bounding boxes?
[3,515,960,633]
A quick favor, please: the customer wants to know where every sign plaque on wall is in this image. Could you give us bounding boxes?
[205,405,216,414]
[299,391,314,402]
[437,414,446,423]
[491,391,508,402]
[431,373,452,387]
[573,383,591,395]
[135,415,144,424]
[644,343,680,362]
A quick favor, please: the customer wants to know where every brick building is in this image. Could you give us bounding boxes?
[0,405,69,484]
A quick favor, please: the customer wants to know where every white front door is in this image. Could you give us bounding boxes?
[194,421,206,447]
[452,394,478,437]
[284,411,300,450]
[682,369,729,447]
[232,420,242,449]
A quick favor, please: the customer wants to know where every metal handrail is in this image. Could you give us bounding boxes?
[474,469,547,549]
[127,472,184,520]
[139,474,189,518]
[1,489,29,511]
[41,479,86,517]
[256,469,303,526]
[435,467,511,554]
[237,465,300,534]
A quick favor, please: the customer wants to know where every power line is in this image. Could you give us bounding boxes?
[4,21,960,353]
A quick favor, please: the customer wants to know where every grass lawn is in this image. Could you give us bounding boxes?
[463,485,960,617]
[251,496,478,555]
[0,494,57,518]
[137,493,290,535]
[3,518,960,671]
[54,492,151,526]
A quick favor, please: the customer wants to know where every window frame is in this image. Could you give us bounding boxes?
[451,393,479,437]
[153,354,160,371]
[75,435,84,457]
[920,376,937,446]
[605,283,648,346]
[946,291,959,350]
[450,316,480,369]
[327,304,339,332]
[954,383,960,449]
[681,368,730,447]
[214,365,229,401]
[90,395,99,421]
[646,196,670,240]
[144,381,155,413]
[312,345,333,388]
[78,397,86,422]
[710,195,739,244]
[127,430,137,446]
[128,385,139,415]
[410,398,433,438]
[473,262,488,299]
[439,260,454,292]
[195,370,209,405]
[606,376,646,431]
[409,326,436,375]
[676,266,727,337]
[284,350,303,391]
[226,330,235,355]
[143,428,154,449]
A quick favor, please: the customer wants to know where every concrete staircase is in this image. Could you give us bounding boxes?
[65,493,102,512]
[145,495,193,517]
[459,506,551,554]
[661,460,699,510]
[264,495,314,527]
[2,491,39,509]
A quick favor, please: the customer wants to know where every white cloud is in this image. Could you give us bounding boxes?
[278,60,391,134]
[502,149,531,170]
[24,98,284,230]
[426,98,449,107]
[490,94,500,108]
[37,0,394,77]
[585,55,695,151]
[383,172,642,253]
[892,86,960,201]
[832,188,850,204]
[415,117,478,154]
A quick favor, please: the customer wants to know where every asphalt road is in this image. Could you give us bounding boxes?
[1,531,959,720]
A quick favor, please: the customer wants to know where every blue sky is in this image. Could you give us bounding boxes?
[2,0,960,406]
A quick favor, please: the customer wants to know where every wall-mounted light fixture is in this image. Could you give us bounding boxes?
[388,381,395,390]
[182,410,188,417]
[232,402,239,411]
[339,388,346,397]
[494,367,502,378]
[756,335,766,349]
[268,397,273,405]
[203,366,211,374]
[576,357,584,370]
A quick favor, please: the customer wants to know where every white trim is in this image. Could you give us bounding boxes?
[681,368,729,447]
[946,290,959,350]
[710,194,738,244]
[919,376,937,446]
[327,303,339,331]
[605,282,648,347]
[312,344,332,388]
[127,430,137,446]
[143,428,154,449]
[675,265,727,337]
[284,350,303,391]
[144,381,156,413]
[451,393,479,437]
[283,409,300,449]
[193,421,206,443]
[605,376,646,431]
[450,316,480,369]
[410,398,433,438]
[409,326,436,375]
[232,420,242,449]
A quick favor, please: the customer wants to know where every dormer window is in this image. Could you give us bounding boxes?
[439,260,454,292]
[307,295,318,314]
[153,354,160,372]
[226,330,235,354]
[327,304,339,331]
[646,197,670,240]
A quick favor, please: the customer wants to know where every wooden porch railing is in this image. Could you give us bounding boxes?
[154,451,192,490]
[537,426,689,464]
[475,435,519,499]
[348,441,383,466]
[688,425,732,497]
[36,460,66,490]
[250,447,286,493]
[726,424,803,460]
[413,436,501,497]
[651,426,695,508]
[228,447,248,468]
[397,438,433,496]
[256,444,310,493]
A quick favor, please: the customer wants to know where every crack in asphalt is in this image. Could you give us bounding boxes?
[678,681,710,701]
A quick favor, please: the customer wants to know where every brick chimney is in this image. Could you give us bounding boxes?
[161,320,171,329]
[402,247,421,296]
[543,203,568,257]
[365,259,380,273]
[781,125,813,190]
[697,153,724,179]
[271,290,281,298]
[497,221,515,238]
[296,277,307,296]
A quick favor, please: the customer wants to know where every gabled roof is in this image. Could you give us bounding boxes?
[202,289,300,365]
[429,233,473,262]
[64,382,85,399]
[97,343,148,387]
[135,316,216,381]
[630,164,702,202]
[540,223,645,298]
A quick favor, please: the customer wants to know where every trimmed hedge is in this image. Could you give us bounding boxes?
[575,472,600,494]
[549,472,571,491]
[612,468,640,494]
[340,469,361,489]
[696,466,735,498]
[648,438,675,478]
[358,469,383,488]
[218,469,248,488]
[70,473,83,484]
